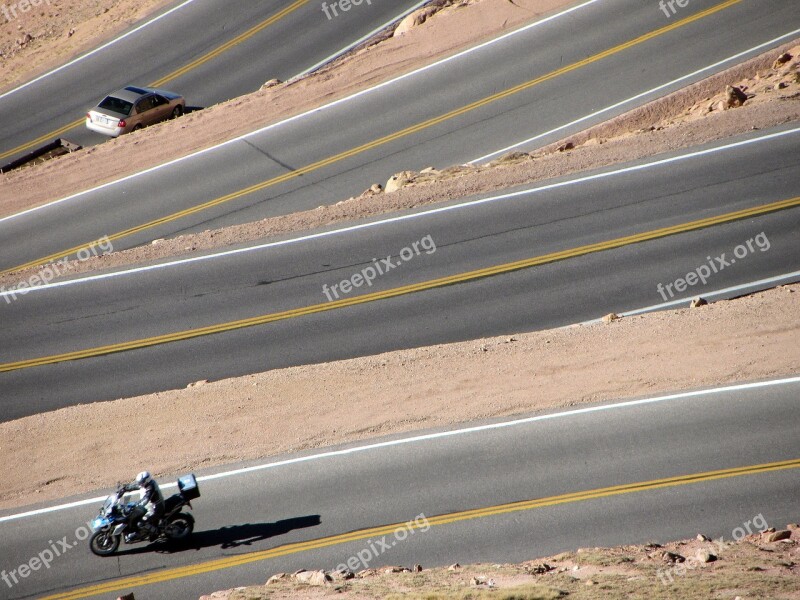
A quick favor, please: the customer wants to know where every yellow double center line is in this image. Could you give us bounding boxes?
[1,195,797,374]
[2,0,743,277]
[0,0,311,162]
[39,457,800,600]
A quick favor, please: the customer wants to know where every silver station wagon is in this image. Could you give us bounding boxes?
[86,86,185,137]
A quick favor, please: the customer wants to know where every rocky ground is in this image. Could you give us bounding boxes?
[200,523,800,599]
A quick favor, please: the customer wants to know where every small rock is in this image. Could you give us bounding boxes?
[448,563,461,571]
[151,238,165,245]
[266,573,287,585]
[690,297,707,308]
[772,52,792,69]
[697,534,710,542]
[385,170,416,193]
[412,564,422,572]
[368,183,383,194]
[767,530,792,542]
[602,313,620,323]
[356,569,377,578]
[330,568,354,581]
[662,551,685,563]
[187,379,209,388]
[394,6,437,36]
[696,550,717,563]
[585,579,597,586]
[557,141,575,152]
[260,78,282,90]
[419,166,438,174]
[384,566,410,573]
[529,563,552,574]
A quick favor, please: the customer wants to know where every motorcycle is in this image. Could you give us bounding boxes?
[89,474,200,556]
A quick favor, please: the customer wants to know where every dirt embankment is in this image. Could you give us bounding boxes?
[200,523,800,599]
[2,283,797,510]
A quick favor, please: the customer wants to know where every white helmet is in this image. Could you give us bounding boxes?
[135,471,151,485]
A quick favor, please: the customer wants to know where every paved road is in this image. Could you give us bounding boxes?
[1,125,798,418]
[2,0,798,274]
[0,0,429,164]
[0,379,797,599]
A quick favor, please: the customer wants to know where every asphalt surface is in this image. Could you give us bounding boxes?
[0,0,429,164]
[2,0,798,274]
[1,125,798,418]
[0,379,797,599]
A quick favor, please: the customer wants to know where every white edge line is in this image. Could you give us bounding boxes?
[2,375,798,524]
[0,0,200,102]
[293,0,433,78]
[0,0,601,226]
[573,270,800,327]
[3,124,798,299]
[470,27,800,163]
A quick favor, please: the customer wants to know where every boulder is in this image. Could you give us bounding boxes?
[767,530,792,542]
[292,569,332,586]
[772,52,792,69]
[385,170,416,193]
[696,550,717,563]
[725,85,747,107]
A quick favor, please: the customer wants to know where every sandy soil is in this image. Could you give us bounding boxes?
[202,525,800,599]
[0,0,567,214]
[0,0,174,92]
[1,283,797,510]
[2,41,797,284]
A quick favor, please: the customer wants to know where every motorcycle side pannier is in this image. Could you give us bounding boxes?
[178,474,200,500]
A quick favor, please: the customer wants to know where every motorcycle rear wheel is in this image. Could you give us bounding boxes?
[89,531,120,556]
[164,513,194,540]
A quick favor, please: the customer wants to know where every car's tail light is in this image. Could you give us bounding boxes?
[86,113,92,120]
[117,120,126,128]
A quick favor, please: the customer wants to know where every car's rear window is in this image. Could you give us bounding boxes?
[98,96,133,115]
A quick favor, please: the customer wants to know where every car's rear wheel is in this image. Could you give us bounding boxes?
[171,106,183,119]
[132,124,143,132]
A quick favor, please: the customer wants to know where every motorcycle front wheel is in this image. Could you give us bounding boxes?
[89,530,120,556]
[164,513,194,541]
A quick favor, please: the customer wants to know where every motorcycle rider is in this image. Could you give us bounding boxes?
[122,471,164,541]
